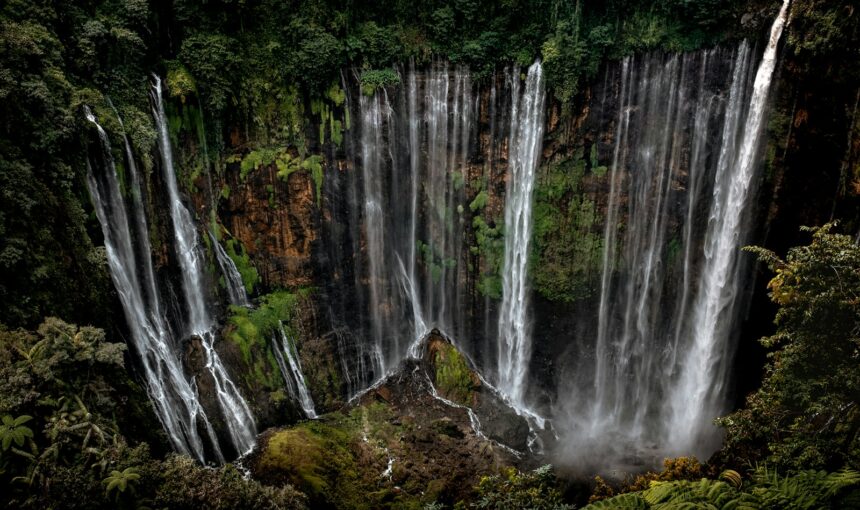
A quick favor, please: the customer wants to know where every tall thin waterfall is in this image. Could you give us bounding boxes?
[561,1,789,464]
[273,322,317,418]
[668,0,792,453]
[358,90,392,374]
[151,76,257,457]
[209,231,251,307]
[497,61,546,405]
[84,107,223,463]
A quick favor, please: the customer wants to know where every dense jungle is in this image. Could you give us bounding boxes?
[1,0,860,508]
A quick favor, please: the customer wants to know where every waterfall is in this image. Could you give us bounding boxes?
[336,60,555,404]
[208,231,251,307]
[151,76,257,457]
[497,61,547,405]
[344,61,475,390]
[561,0,789,464]
[358,90,394,373]
[273,322,317,418]
[668,0,792,453]
[84,107,223,463]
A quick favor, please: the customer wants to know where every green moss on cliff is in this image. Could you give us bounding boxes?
[255,403,397,508]
[225,238,259,294]
[226,290,302,392]
[258,424,356,501]
[531,148,604,302]
[472,214,504,299]
[433,342,475,406]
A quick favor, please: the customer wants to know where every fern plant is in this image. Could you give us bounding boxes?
[584,466,860,510]
[103,466,141,500]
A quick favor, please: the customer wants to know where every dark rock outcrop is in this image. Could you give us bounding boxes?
[246,330,537,508]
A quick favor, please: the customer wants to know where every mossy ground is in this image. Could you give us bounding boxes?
[251,350,511,509]
[254,403,435,509]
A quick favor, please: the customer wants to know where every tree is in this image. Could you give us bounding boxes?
[718,223,860,470]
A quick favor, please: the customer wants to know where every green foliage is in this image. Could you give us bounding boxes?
[719,223,860,470]
[0,415,34,451]
[153,453,306,510]
[584,466,860,510]
[417,239,458,285]
[469,191,489,212]
[541,0,736,103]
[326,83,346,107]
[227,291,299,364]
[473,465,573,509]
[472,215,504,299]
[256,422,359,506]
[786,0,858,60]
[228,148,324,204]
[225,238,259,295]
[177,33,240,112]
[164,61,196,102]
[0,318,160,507]
[102,466,141,499]
[620,457,705,494]
[225,290,308,396]
[360,68,401,96]
[302,155,325,204]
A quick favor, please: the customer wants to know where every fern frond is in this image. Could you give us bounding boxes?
[583,492,649,509]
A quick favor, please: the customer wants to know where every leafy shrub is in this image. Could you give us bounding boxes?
[583,466,860,509]
[474,465,573,509]
[718,223,860,470]
[360,68,401,96]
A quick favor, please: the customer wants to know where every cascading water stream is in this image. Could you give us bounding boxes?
[208,231,251,307]
[561,0,790,465]
[84,106,222,463]
[341,60,549,414]
[345,61,475,390]
[668,0,792,453]
[151,76,257,457]
[497,61,546,406]
[273,322,317,419]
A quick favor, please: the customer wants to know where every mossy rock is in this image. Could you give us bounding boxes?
[426,336,480,406]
